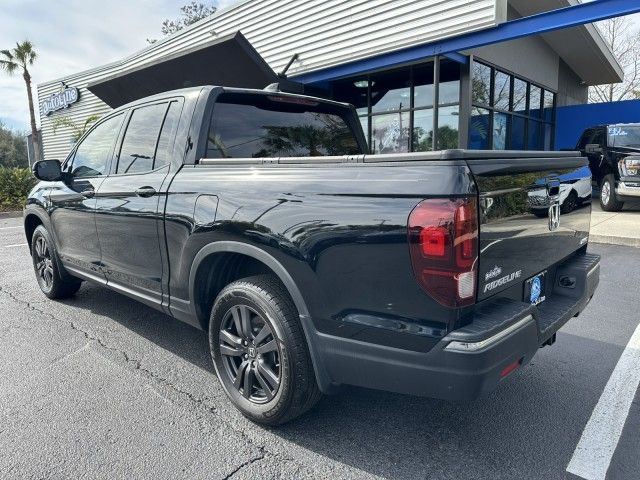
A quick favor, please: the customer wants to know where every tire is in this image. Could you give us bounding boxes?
[600,174,624,212]
[31,225,82,299]
[561,190,578,214]
[209,274,321,425]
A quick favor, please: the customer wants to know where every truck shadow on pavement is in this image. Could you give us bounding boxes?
[57,282,619,480]
[61,283,214,374]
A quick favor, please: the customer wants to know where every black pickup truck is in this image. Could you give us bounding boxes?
[26,86,600,425]
[577,123,640,211]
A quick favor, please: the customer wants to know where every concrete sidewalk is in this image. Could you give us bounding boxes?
[590,199,640,248]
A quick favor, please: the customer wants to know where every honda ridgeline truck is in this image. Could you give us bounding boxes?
[25,86,600,425]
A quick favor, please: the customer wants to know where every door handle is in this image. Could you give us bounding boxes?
[135,186,157,198]
[80,189,95,198]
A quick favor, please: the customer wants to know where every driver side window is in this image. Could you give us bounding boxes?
[577,129,594,150]
[591,129,605,148]
[70,113,124,178]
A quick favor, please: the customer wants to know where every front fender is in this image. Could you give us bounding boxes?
[23,200,52,251]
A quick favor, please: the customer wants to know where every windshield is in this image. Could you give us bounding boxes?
[608,125,640,148]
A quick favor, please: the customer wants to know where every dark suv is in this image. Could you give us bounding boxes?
[577,124,640,211]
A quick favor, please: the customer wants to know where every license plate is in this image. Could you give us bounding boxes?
[524,271,547,305]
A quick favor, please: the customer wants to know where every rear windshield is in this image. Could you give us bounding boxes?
[206,93,361,158]
[608,126,640,148]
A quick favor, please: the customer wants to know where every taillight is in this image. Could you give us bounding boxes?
[408,197,479,307]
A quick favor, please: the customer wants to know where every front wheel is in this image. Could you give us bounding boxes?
[31,225,82,299]
[600,174,624,212]
[209,275,321,425]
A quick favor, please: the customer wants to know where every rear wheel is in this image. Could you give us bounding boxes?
[31,225,82,299]
[600,174,624,212]
[209,275,321,425]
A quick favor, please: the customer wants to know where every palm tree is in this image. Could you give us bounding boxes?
[0,41,40,161]
[52,115,99,142]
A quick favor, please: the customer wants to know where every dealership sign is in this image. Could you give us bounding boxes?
[42,86,80,115]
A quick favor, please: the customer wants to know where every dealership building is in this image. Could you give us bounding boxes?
[37,0,623,161]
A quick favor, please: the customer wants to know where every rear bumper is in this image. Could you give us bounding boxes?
[315,252,600,400]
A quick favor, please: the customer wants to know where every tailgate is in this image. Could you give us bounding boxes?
[465,152,591,302]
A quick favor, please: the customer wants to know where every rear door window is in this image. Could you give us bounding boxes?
[206,94,360,158]
[117,103,167,174]
[154,100,183,168]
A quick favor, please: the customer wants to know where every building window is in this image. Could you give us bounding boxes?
[470,61,556,150]
[330,59,461,153]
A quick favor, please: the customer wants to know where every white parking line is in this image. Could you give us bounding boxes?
[566,322,640,480]
[3,243,28,248]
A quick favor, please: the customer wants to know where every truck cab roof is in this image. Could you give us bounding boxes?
[113,85,354,113]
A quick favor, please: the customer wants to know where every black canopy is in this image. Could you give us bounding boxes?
[88,32,279,108]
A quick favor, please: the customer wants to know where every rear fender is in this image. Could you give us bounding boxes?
[188,241,332,392]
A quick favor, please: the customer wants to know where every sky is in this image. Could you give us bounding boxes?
[0,0,237,132]
[0,1,639,133]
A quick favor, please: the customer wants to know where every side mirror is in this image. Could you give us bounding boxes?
[32,159,63,182]
[585,143,603,154]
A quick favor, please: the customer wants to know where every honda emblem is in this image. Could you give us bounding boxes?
[548,202,560,231]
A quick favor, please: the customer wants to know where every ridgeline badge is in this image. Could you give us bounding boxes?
[483,269,522,293]
[485,265,503,281]
[42,86,79,116]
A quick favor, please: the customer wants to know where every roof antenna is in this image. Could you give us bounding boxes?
[279,53,299,78]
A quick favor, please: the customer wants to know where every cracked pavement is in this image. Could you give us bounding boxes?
[1,215,639,479]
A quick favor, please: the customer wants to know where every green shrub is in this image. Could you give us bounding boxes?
[0,167,36,211]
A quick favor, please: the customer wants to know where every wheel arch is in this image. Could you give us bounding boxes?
[188,241,332,392]
[599,162,617,182]
[23,208,49,253]
[189,242,310,324]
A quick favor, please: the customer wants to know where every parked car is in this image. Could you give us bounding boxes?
[576,123,640,211]
[527,166,592,217]
[25,86,600,425]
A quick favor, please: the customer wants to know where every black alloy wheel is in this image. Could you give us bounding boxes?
[219,304,281,403]
[209,275,321,425]
[33,235,54,292]
[30,225,82,299]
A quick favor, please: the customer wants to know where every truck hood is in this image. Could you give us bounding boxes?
[611,146,640,156]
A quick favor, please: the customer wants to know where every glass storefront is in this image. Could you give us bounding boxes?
[329,58,556,153]
[330,59,461,153]
[470,61,556,150]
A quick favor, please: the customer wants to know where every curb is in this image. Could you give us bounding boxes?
[590,234,640,249]
[0,211,22,219]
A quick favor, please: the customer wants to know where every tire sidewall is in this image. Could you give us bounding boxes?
[600,177,613,209]
[31,226,55,296]
[600,174,624,211]
[209,284,294,421]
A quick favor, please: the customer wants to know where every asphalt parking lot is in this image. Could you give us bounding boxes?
[1,215,639,480]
